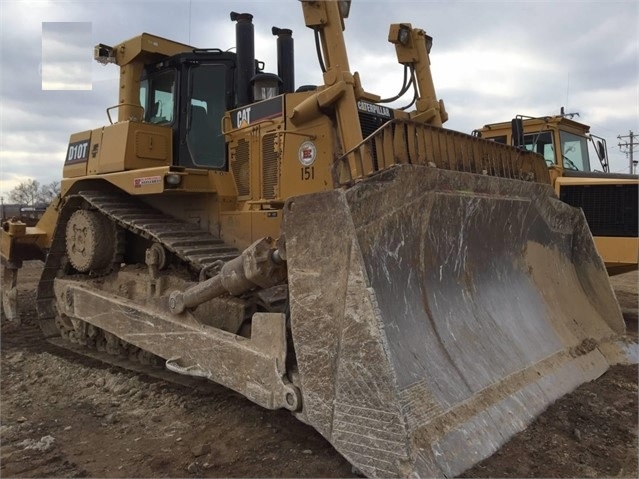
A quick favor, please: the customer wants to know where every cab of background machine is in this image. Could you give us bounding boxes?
[476,114,610,174]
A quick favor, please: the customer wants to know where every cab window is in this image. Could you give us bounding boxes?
[488,135,507,144]
[559,131,591,171]
[140,69,176,125]
[523,131,555,166]
[186,64,227,169]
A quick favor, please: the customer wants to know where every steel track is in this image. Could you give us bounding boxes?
[35,189,242,377]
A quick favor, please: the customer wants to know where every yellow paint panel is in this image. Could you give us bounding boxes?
[64,161,88,178]
[556,176,639,187]
[98,122,129,173]
[60,167,217,196]
[220,210,283,250]
[86,127,105,175]
[251,210,282,242]
[220,212,252,250]
[97,122,172,174]
[594,236,639,266]
[135,130,168,160]
[279,116,335,199]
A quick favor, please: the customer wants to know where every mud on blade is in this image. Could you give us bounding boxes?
[284,165,625,478]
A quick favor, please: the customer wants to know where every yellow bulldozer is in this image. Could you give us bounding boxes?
[0,2,631,477]
[475,112,639,276]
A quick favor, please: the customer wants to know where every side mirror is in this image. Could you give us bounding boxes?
[596,140,608,172]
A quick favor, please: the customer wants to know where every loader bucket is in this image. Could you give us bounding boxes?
[283,165,625,478]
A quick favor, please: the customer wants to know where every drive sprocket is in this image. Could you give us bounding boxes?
[65,209,119,273]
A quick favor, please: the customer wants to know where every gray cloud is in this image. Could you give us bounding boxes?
[1,0,637,196]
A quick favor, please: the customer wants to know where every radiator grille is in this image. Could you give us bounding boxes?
[231,139,250,198]
[359,111,389,139]
[262,134,279,200]
[359,111,392,171]
[560,184,638,237]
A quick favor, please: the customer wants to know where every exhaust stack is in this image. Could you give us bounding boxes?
[231,11,255,106]
[272,27,295,94]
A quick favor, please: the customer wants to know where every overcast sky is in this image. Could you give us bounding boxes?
[1,0,637,200]
[42,21,92,90]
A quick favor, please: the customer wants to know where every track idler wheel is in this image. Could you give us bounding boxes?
[65,209,117,273]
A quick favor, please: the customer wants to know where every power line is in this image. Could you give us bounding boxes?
[618,130,637,174]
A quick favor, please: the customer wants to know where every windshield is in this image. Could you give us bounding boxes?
[523,131,555,166]
[559,131,591,171]
[140,69,176,125]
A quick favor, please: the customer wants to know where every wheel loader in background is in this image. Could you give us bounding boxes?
[475,112,639,276]
[0,1,630,477]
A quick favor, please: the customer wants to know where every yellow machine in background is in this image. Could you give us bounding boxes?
[476,112,639,275]
[0,2,630,477]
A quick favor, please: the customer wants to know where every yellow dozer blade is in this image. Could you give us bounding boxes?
[284,164,625,478]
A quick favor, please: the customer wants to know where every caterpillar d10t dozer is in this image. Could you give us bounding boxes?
[475,112,639,276]
[0,2,630,477]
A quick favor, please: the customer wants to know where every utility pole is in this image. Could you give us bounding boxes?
[618,130,637,174]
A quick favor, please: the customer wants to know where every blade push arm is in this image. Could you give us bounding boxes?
[388,24,448,126]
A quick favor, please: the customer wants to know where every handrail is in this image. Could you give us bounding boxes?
[106,104,144,124]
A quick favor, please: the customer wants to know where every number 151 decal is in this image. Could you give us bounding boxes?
[301,166,315,181]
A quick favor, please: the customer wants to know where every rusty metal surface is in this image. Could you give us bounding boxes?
[284,164,625,478]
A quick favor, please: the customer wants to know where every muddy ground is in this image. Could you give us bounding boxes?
[1,261,637,478]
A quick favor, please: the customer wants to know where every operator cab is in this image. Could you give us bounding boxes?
[139,51,237,170]
[477,114,610,173]
[520,129,592,172]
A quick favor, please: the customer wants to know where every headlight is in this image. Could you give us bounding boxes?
[398,25,411,46]
[338,0,351,18]
[165,174,181,186]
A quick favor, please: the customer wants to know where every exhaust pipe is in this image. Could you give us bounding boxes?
[231,11,255,107]
[272,27,295,94]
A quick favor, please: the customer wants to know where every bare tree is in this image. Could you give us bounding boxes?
[40,181,61,204]
[8,179,41,205]
[7,179,60,206]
